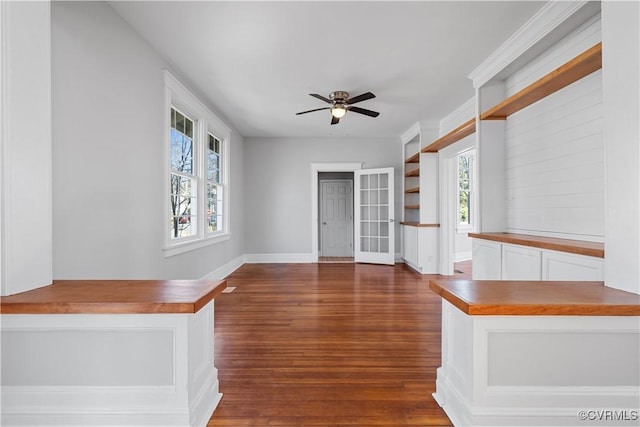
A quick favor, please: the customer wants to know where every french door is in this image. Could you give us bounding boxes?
[354,167,395,265]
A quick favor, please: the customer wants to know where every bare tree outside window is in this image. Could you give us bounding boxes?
[170,108,196,238]
[458,151,474,227]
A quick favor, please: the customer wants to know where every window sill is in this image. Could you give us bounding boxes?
[163,233,231,258]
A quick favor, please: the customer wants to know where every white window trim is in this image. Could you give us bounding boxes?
[163,70,231,257]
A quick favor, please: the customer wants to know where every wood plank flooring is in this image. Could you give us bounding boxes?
[209,263,471,426]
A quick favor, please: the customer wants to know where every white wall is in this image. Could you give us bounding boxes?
[0,1,53,296]
[244,137,401,255]
[503,16,604,241]
[51,2,244,280]
[602,1,640,295]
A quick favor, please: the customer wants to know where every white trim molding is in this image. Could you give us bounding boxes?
[468,1,599,88]
[400,122,421,145]
[244,253,315,264]
[200,255,245,280]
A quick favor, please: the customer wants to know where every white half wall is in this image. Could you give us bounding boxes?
[244,137,401,255]
[51,2,245,280]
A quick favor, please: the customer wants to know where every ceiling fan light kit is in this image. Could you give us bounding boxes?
[331,104,347,118]
[296,90,380,125]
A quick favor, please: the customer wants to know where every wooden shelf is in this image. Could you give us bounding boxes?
[481,42,602,120]
[405,152,420,163]
[468,232,604,258]
[429,279,640,316]
[422,118,476,153]
[400,222,440,227]
[405,168,419,177]
[405,186,419,194]
[0,279,227,314]
[404,204,420,209]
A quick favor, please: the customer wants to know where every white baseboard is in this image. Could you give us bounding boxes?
[244,253,314,263]
[435,368,640,426]
[454,251,472,262]
[200,255,245,280]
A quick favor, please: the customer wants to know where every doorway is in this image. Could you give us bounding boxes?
[318,173,354,258]
[311,163,362,262]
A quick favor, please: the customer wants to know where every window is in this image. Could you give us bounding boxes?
[457,149,475,229]
[207,134,222,233]
[170,108,196,238]
[164,71,231,256]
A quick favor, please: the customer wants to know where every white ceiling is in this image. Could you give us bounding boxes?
[110,1,545,139]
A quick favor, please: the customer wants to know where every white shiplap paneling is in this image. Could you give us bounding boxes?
[505,68,603,241]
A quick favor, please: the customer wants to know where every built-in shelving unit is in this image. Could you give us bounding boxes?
[481,42,602,120]
[417,42,602,157]
[403,132,422,224]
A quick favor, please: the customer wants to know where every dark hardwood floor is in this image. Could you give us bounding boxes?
[209,262,471,426]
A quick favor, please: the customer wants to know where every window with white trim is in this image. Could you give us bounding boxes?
[164,71,230,256]
[457,149,475,229]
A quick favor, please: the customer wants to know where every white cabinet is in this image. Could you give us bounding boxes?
[472,239,501,279]
[402,225,439,274]
[542,250,604,281]
[472,236,604,281]
[502,243,541,280]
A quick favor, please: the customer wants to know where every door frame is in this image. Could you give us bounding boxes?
[438,136,475,275]
[311,163,362,262]
[319,179,354,257]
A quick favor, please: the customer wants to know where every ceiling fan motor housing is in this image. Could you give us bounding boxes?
[330,91,349,102]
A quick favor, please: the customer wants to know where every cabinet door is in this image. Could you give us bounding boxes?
[502,244,541,280]
[402,225,418,267]
[541,250,604,281]
[472,239,502,280]
[418,227,439,274]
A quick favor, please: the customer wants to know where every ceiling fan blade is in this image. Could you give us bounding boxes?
[348,106,380,118]
[309,93,332,104]
[346,92,375,105]
[331,116,340,125]
[296,107,330,115]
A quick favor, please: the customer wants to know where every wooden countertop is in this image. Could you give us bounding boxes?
[0,279,226,314]
[468,232,604,258]
[429,279,640,316]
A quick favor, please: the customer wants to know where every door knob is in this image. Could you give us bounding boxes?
[389,219,394,223]
[323,222,327,225]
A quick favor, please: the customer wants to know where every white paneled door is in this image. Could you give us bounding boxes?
[320,180,353,257]
[354,168,395,265]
